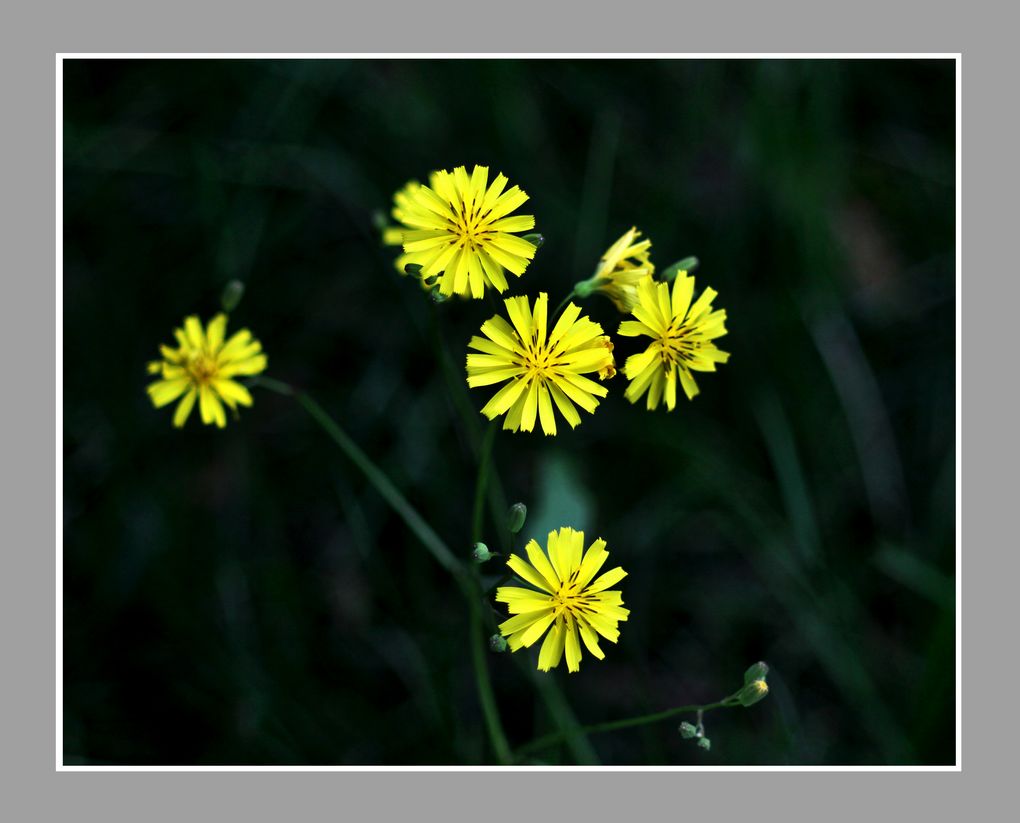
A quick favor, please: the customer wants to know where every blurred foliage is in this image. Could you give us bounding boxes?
[62,58,956,765]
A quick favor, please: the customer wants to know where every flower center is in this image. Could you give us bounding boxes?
[551,578,595,619]
[656,321,701,367]
[450,200,493,251]
[187,353,218,385]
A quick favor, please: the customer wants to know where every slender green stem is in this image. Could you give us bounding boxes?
[552,289,578,320]
[515,699,737,760]
[466,420,513,763]
[429,304,509,551]
[472,422,497,544]
[252,376,512,764]
[298,388,464,582]
[467,577,513,765]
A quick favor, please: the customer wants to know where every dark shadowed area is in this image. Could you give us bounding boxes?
[63,58,956,765]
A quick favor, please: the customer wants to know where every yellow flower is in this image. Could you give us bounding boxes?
[146,313,267,428]
[394,164,538,298]
[382,179,424,281]
[584,226,655,312]
[466,292,615,435]
[618,273,729,411]
[496,527,629,673]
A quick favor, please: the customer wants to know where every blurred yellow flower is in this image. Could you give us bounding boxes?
[584,226,655,312]
[393,164,537,298]
[466,292,615,435]
[382,179,424,280]
[496,527,629,673]
[146,313,267,428]
[618,273,729,411]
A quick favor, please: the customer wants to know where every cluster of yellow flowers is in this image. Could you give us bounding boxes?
[144,163,732,676]
[383,163,731,433]
[381,164,734,671]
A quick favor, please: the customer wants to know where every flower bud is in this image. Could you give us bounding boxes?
[678,721,698,739]
[507,503,527,534]
[220,279,245,313]
[744,661,769,685]
[736,679,769,707]
[573,277,598,298]
[472,542,494,563]
[697,737,712,751]
[660,256,699,282]
[488,634,508,653]
[522,233,545,249]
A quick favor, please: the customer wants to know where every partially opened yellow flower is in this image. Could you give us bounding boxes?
[618,273,729,411]
[466,292,615,435]
[393,164,538,298]
[382,179,424,281]
[581,226,655,312]
[496,527,629,673]
[146,313,267,428]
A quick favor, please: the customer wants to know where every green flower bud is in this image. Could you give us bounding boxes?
[697,737,712,751]
[736,679,769,707]
[660,256,699,282]
[371,210,389,231]
[220,279,245,313]
[522,233,545,249]
[472,542,494,563]
[507,503,527,534]
[679,721,698,739]
[488,634,508,653]
[744,661,769,685]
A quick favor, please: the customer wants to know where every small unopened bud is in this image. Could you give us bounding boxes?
[744,661,769,685]
[472,542,494,563]
[660,256,699,282]
[507,503,527,534]
[736,679,769,707]
[522,233,545,249]
[489,634,508,653]
[220,279,245,313]
[404,263,423,276]
[371,210,389,231]
[697,737,712,751]
[679,721,698,739]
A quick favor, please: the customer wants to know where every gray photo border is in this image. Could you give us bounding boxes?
[8,0,1006,818]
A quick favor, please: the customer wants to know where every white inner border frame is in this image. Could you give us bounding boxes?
[56,52,962,772]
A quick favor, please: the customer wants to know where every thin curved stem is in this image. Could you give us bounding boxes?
[252,376,512,764]
[472,422,497,545]
[552,289,579,321]
[515,699,738,760]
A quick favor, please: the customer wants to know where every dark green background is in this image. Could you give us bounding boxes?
[63,59,956,765]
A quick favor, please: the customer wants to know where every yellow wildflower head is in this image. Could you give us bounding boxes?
[466,292,615,435]
[584,226,655,312]
[618,273,729,411]
[146,313,267,429]
[496,527,629,673]
[393,164,538,299]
